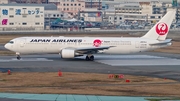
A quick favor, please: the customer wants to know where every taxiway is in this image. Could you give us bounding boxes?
[0,52,180,81]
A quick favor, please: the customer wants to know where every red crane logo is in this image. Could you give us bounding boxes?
[93,39,102,47]
[156,22,168,35]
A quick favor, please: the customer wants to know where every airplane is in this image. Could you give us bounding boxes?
[4,11,175,61]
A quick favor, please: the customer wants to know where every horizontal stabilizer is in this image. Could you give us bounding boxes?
[149,39,172,45]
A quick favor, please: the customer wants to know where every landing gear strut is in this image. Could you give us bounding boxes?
[85,55,94,61]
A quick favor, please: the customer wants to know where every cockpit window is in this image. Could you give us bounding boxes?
[8,41,14,44]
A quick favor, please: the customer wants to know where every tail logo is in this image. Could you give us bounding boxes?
[156,22,168,35]
[93,39,102,47]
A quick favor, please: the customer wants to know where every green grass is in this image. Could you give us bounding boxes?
[0,79,6,81]
[0,50,14,55]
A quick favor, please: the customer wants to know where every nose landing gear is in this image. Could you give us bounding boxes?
[16,52,21,60]
[17,55,21,60]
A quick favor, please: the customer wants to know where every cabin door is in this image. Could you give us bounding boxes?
[20,39,26,47]
[135,41,139,48]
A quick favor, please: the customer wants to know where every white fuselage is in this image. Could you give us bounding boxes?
[4,11,175,60]
[4,36,170,55]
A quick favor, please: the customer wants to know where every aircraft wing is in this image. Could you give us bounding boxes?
[75,46,114,54]
[149,39,172,45]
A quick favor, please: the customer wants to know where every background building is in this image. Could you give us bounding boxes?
[49,0,85,18]
[0,0,178,30]
[108,13,162,24]
[102,1,176,25]
[0,0,8,4]
[114,2,142,14]
[80,11,102,22]
[9,0,47,3]
[85,0,102,11]
[0,4,44,31]
[43,4,67,29]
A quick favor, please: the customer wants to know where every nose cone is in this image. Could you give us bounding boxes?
[4,43,10,50]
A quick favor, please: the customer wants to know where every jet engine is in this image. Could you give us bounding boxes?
[61,49,75,58]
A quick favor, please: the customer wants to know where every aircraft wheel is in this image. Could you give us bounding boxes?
[89,55,94,61]
[86,55,94,61]
[86,56,90,61]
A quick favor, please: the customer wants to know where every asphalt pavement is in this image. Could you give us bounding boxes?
[0,44,6,50]
[0,52,180,81]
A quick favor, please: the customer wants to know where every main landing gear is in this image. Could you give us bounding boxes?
[85,55,94,61]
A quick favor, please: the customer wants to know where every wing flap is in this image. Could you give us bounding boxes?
[75,46,114,54]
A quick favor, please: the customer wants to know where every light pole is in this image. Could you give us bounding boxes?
[78,8,80,20]
[114,10,116,29]
[176,0,179,24]
[78,8,81,31]
[91,0,92,8]
[61,11,64,29]
[48,14,51,30]
[146,14,148,23]
[99,0,100,10]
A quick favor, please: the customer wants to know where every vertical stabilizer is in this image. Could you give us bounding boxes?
[142,11,175,40]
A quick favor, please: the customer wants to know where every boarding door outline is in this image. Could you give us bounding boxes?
[135,41,139,48]
[75,39,80,46]
[19,39,26,48]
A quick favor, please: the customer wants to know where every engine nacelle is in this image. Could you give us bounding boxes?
[61,49,75,58]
